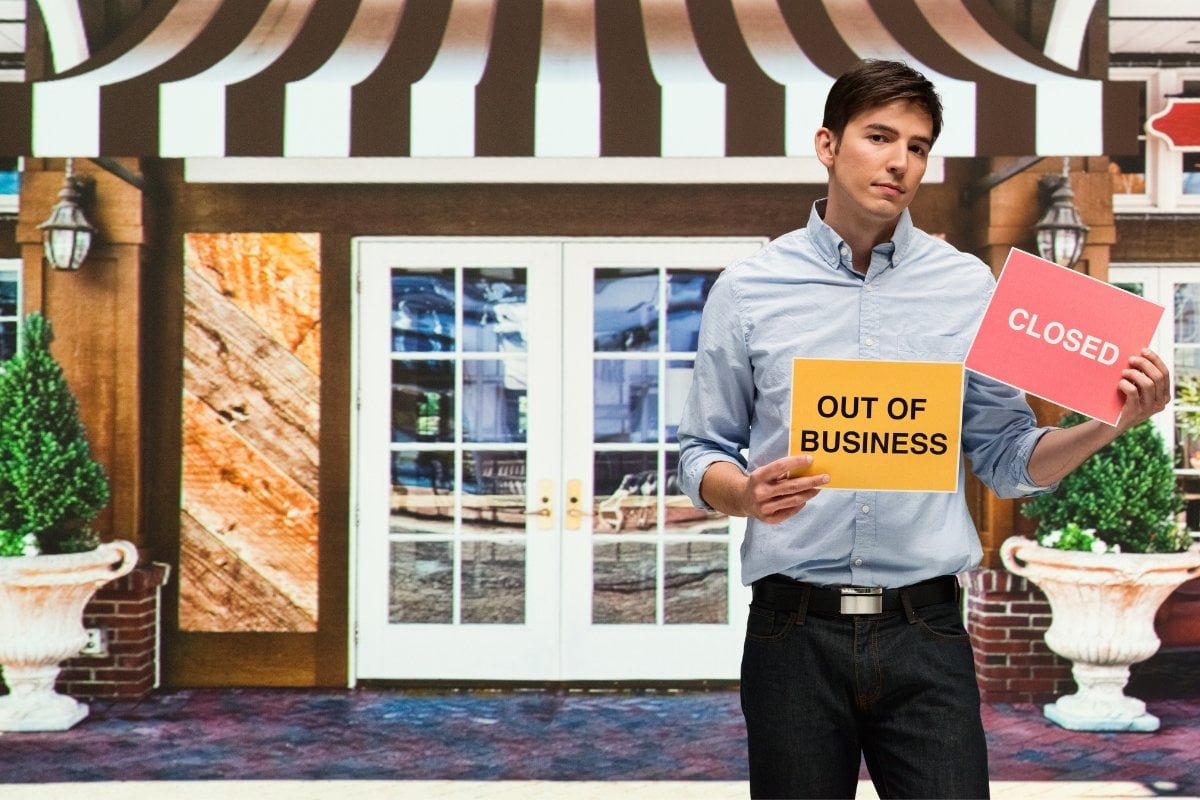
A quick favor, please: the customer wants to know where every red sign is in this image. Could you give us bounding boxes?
[1146,98,1200,150]
[964,249,1164,426]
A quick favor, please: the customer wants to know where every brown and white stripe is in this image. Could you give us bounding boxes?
[1,0,1138,158]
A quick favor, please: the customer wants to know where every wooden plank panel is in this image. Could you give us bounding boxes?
[180,232,320,633]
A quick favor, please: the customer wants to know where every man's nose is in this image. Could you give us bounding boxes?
[887,145,908,174]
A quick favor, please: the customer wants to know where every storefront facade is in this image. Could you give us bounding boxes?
[5,0,1189,696]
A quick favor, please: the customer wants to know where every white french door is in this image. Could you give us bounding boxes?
[1110,266,1200,531]
[353,237,762,682]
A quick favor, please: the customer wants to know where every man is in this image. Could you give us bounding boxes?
[676,59,1169,799]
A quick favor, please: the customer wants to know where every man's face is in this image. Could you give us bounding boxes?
[815,99,934,226]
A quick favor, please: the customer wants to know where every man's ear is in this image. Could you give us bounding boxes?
[814,127,837,168]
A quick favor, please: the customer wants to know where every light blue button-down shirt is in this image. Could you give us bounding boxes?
[677,201,1056,588]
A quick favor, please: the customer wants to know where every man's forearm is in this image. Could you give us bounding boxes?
[699,461,751,517]
[1026,419,1122,488]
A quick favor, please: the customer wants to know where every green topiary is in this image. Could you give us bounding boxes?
[0,313,109,556]
[1022,412,1190,554]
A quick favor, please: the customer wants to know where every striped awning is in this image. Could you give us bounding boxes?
[0,0,1138,158]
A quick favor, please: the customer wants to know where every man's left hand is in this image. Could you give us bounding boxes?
[1116,348,1171,433]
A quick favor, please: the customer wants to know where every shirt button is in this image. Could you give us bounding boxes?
[864,337,875,346]
[853,558,864,567]
[861,505,871,514]
[865,284,875,293]
[839,245,849,257]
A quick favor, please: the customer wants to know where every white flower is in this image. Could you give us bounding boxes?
[1090,539,1108,554]
[1110,543,1121,554]
[21,533,40,557]
[1043,530,1062,546]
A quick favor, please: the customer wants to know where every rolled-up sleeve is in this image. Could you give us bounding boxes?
[676,272,754,510]
[961,372,1059,498]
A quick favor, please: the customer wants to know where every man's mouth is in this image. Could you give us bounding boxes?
[874,182,904,197]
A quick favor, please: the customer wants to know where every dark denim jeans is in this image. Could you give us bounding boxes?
[740,593,989,799]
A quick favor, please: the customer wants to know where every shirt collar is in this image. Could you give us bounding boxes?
[807,199,914,272]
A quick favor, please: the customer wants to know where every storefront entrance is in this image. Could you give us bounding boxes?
[352,238,761,681]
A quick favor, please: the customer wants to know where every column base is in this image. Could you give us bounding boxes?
[1044,699,1159,732]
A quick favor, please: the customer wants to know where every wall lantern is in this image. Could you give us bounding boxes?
[1034,158,1089,269]
[38,158,95,271]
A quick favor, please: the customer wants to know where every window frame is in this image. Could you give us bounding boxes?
[1111,67,1200,214]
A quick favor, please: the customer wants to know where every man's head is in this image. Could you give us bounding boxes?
[822,59,943,150]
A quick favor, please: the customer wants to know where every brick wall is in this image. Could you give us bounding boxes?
[56,563,170,700]
[965,568,1074,704]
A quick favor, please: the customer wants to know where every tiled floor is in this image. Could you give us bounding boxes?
[2,649,1197,799]
[2,689,1198,797]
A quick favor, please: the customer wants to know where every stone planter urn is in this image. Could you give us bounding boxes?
[1001,536,1200,732]
[0,540,138,732]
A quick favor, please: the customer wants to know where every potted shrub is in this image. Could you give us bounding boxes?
[1001,412,1200,732]
[0,313,136,731]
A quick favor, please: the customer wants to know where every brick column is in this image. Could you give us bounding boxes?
[56,562,170,700]
[965,568,1073,703]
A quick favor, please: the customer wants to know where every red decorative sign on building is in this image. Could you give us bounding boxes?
[1146,97,1200,150]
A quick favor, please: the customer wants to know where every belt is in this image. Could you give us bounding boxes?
[752,574,958,618]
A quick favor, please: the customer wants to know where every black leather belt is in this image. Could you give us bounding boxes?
[752,574,958,618]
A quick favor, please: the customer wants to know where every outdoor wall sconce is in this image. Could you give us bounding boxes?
[38,158,95,271]
[1034,158,1089,269]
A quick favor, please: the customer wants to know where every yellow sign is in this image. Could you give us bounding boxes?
[789,359,964,492]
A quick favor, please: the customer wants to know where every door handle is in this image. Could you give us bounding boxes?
[566,479,591,531]
[524,479,555,530]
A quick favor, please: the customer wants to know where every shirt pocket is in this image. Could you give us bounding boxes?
[896,334,967,362]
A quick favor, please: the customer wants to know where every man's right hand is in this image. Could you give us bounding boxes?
[700,455,830,524]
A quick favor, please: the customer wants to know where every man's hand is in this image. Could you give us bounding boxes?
[1116,348,1171,433]
[701,455,830,524]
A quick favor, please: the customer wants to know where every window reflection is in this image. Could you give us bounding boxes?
[666,271,718,352]
[392,269,455,352]
[392,360,454,443]
[464,360,526,443]
[463,268,527,353]
[594,268,659,352]
[594,360,658,443]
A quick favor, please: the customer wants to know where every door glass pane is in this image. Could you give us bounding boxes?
[590,260,731,628]
[664,541,727,624]
[1175,284,1200,471]
[392,269,455,352]
[594,359,658,443]
[461,541,526,624]
[389,265,530,627]
[462,451,526,535]
[593,541,656,624]
[391,451,455,535]
[464,360,526,443]
[0,270,16,316]
[1175,283,1200,344]
[463,268,527,352]
[0,267,16,361]
[664,360,692,443]
[666,270,717,352]
[594,452,658,533]
[594,268,659,352]
[393,360,454,442]
[390,540,453,623]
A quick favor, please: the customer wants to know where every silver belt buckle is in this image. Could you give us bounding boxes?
[840,586,883,614]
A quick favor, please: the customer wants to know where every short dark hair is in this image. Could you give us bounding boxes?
[822,59,943,145]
